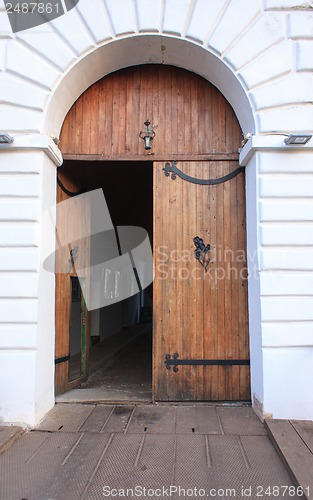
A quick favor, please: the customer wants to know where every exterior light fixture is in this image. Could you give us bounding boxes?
[0,133,14,144]
[284,134,312,145]
[139,120,156,150]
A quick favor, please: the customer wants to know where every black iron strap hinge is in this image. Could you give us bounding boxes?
[55,355,70,366]
[165,353,250,372]
[163,161,245,185]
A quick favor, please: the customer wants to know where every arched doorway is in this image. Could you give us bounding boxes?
[55,64,250,401]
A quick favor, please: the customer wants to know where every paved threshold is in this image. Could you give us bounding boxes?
[265,419,313,500]
[0,426,23,455]
[0,404,300,499]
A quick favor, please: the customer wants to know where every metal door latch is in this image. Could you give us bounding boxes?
[193,236,210,272]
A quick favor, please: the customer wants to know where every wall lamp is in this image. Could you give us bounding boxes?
[284,134,312,145]
[139,120,156,150]
[0,133,14,144]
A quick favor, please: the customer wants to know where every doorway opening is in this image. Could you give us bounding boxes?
[55,64,250,403]
[57,160,153,403]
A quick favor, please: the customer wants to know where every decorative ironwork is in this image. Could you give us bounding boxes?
[67,245,79,274]
[193,236,210,272]
[165,353,250,372]
[163,161,245,185]
[57,169,85,197]
[55,355,70,366]
[139,120,156,150]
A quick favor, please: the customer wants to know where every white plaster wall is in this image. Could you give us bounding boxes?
[258,150,313,419]
[0,151,56,425]
[0,0,313,423]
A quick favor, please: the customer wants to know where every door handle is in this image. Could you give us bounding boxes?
[193,236,210,272]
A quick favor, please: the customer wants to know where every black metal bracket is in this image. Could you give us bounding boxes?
[165,353,250,372]
[163,161,245,185]
[55,355,70,366]
[193,236,210,272]
[67,245,79,274]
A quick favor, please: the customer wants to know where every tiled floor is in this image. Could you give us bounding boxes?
[0,403,298,500]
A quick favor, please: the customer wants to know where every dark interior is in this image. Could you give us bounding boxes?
[63,160,153,400]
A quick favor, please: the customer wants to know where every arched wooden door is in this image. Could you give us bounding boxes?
[59,65,250,400]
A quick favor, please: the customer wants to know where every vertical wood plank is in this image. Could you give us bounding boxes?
[230,162,240,400]
[55,171,90,396]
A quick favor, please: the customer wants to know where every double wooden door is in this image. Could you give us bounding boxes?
[153,161,250,401]
[57,64,250,400]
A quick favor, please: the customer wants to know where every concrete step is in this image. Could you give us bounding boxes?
[265,419,313,500]
[0,426,23,455]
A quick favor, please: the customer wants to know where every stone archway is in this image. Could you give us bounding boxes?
[43,35,255,139]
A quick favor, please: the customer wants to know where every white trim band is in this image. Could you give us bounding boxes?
[0,134,63,166]
[240,134,313,166]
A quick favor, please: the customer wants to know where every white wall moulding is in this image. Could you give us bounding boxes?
[239,134,313,166]
[0,134,63,166]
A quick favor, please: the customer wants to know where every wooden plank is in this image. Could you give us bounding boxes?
[118,72,127,155]
[223,162,232,400]
[185,162,198,400]
[103,73,113,156]
[125,69,135,155]
[230,160,240,401]
[291,420,313,455]
[63,154,239,162]
[208,162,219,400]
[216,164,226,400]
[236,160,250,400]
[74,95,83,155]
[153,162,166,401]
[55,170,90,395]
[183,70,191,157]
[138,67,147,156]
[166,156,179,400]
[195,162,204,400]
[82,87,92,155]
[174,157,184,400]
[197,78,206,154]
[59,107,70,153]
[111,71,120,157]
[265,419,313,499]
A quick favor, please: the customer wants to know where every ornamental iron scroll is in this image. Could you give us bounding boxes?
[163,162,245,185]
[165,353,250,372]
[67,245,79,274]
[193,236,210,272]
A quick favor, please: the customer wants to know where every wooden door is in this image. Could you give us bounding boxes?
[55,170,90,395]
[153,161,250,401]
